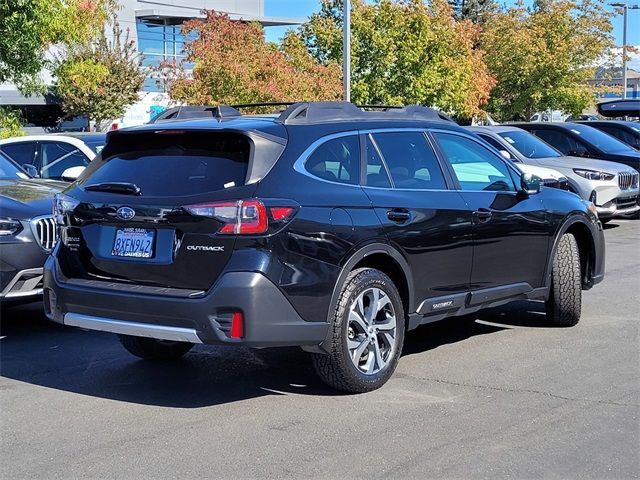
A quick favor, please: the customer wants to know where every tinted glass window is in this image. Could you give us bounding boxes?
[0,154,25,179]
[41,142,90,179]
[0,142,36,167]
[498,130,561,159]
[434,133,516,192]
[364,136,391,188]
[566,124,634,152]
[80,132,251,196]
[597,126,638,148]
[372,132,446,190]
[532,129,577,155]
[306,136,359,185]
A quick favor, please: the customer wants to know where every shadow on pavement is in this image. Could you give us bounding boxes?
[1,299,552,408]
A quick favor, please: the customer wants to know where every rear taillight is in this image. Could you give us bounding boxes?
[185,200,268,234]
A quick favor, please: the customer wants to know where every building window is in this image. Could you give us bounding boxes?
[137,18,195,92]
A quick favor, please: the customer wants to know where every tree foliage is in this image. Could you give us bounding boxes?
[165,11,342,107]
[449,0,499,25]
[299,0,495,117]
[53,20,144,129]
[0,108,25,140]
[482,0,614,120]
[0,0,114,93]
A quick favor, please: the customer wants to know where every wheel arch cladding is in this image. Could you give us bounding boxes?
[353,253,411,320]
[565,222,595,287]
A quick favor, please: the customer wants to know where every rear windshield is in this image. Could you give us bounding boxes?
[79,132,251,196]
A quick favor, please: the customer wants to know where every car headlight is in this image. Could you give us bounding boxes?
[53,193,80,225]
[0,218,23,236]
[573,169,615,181]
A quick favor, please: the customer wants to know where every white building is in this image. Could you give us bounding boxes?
[0,0,302,131]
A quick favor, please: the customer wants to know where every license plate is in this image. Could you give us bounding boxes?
[112,228,154,258]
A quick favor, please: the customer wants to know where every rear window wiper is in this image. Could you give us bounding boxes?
[84,182,142,195]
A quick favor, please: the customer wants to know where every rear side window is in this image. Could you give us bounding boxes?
[80,132,251,196]
[305,136,359,185]
[41,142,90,179]
[0,142,37,167]
[532,130,576,155]
[372,131,446,190]
[433,133,516,192]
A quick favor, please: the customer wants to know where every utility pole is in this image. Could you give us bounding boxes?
[611,3,640,99]
[343,0,351,102]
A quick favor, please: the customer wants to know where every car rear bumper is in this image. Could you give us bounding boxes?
[43,257,328,347]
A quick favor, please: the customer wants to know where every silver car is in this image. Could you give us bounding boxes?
[469,126,640,220]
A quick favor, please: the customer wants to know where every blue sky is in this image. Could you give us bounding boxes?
[264,0,640,47]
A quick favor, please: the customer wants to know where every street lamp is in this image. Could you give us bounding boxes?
[343,0,351,102]
[611,2,640,99]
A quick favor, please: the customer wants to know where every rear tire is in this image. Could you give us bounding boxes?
[118,335,194,360]
[311,268,405,393]
[545,233,582,327]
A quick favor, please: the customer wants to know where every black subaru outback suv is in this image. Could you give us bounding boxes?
[44,102,605,393]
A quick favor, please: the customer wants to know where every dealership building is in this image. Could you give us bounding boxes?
[0,0,300,130]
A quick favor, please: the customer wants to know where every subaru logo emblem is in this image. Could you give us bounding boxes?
[116,206,135,221]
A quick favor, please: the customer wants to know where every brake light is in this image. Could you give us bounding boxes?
[185,200,268,234]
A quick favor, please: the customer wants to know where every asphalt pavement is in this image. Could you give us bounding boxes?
[1,219,639,479]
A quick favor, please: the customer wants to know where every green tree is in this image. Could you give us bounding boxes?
[53,20,144,130]
[482,0,615,120]
[0,0,113,93]
[448,0,499,24]
[299,0,495,117]
[0,108,25,140]
[165,11,341,108]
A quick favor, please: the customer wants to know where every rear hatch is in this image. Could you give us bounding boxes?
[57,128,285,291]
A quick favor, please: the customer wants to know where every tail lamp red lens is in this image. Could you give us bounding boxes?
[185,200,268,234]
[269,207,295,221]
[230,312,244,339]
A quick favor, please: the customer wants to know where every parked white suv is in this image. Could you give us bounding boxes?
[0,133,105,181]
[470,126,640,220]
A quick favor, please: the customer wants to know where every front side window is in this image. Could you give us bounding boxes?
[305,136,359,185]
[41,142,90,179]
[372,131,446,190]
[433,133,516,192]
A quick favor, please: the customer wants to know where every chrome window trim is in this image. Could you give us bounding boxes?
[293,127,457,191]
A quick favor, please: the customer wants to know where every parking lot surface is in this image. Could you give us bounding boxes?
[1,220,639,479]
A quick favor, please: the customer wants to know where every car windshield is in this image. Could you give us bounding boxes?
[566,124,635,153]
[498,130,561,159]
[0,153,28,179]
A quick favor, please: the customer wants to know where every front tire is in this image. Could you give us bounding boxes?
[545,233,582,327]
[118,335,194,360]
[311,268,405,393]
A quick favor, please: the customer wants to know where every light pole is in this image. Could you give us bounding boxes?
[611,3,640,99]
[343,0,351,102]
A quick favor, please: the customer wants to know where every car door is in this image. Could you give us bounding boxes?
[39,141,91,180]
[431,131,552,294]
[360,129,474,314]
[0,141,38,173]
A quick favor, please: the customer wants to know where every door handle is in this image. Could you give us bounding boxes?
[387,209,411,223]
[472,208,492,223]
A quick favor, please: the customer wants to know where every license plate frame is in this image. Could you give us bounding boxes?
[111,228,155,258]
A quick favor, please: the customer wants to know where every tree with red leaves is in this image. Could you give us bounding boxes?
[165,11,342,107]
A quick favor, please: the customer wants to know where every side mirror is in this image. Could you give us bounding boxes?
[61,166,85,182]
[22,164,38,177]
[521,173,541,195]
[499,150,512,160]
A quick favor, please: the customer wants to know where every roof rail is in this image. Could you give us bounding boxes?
[276,101,453,124]
[148,105,241,124]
